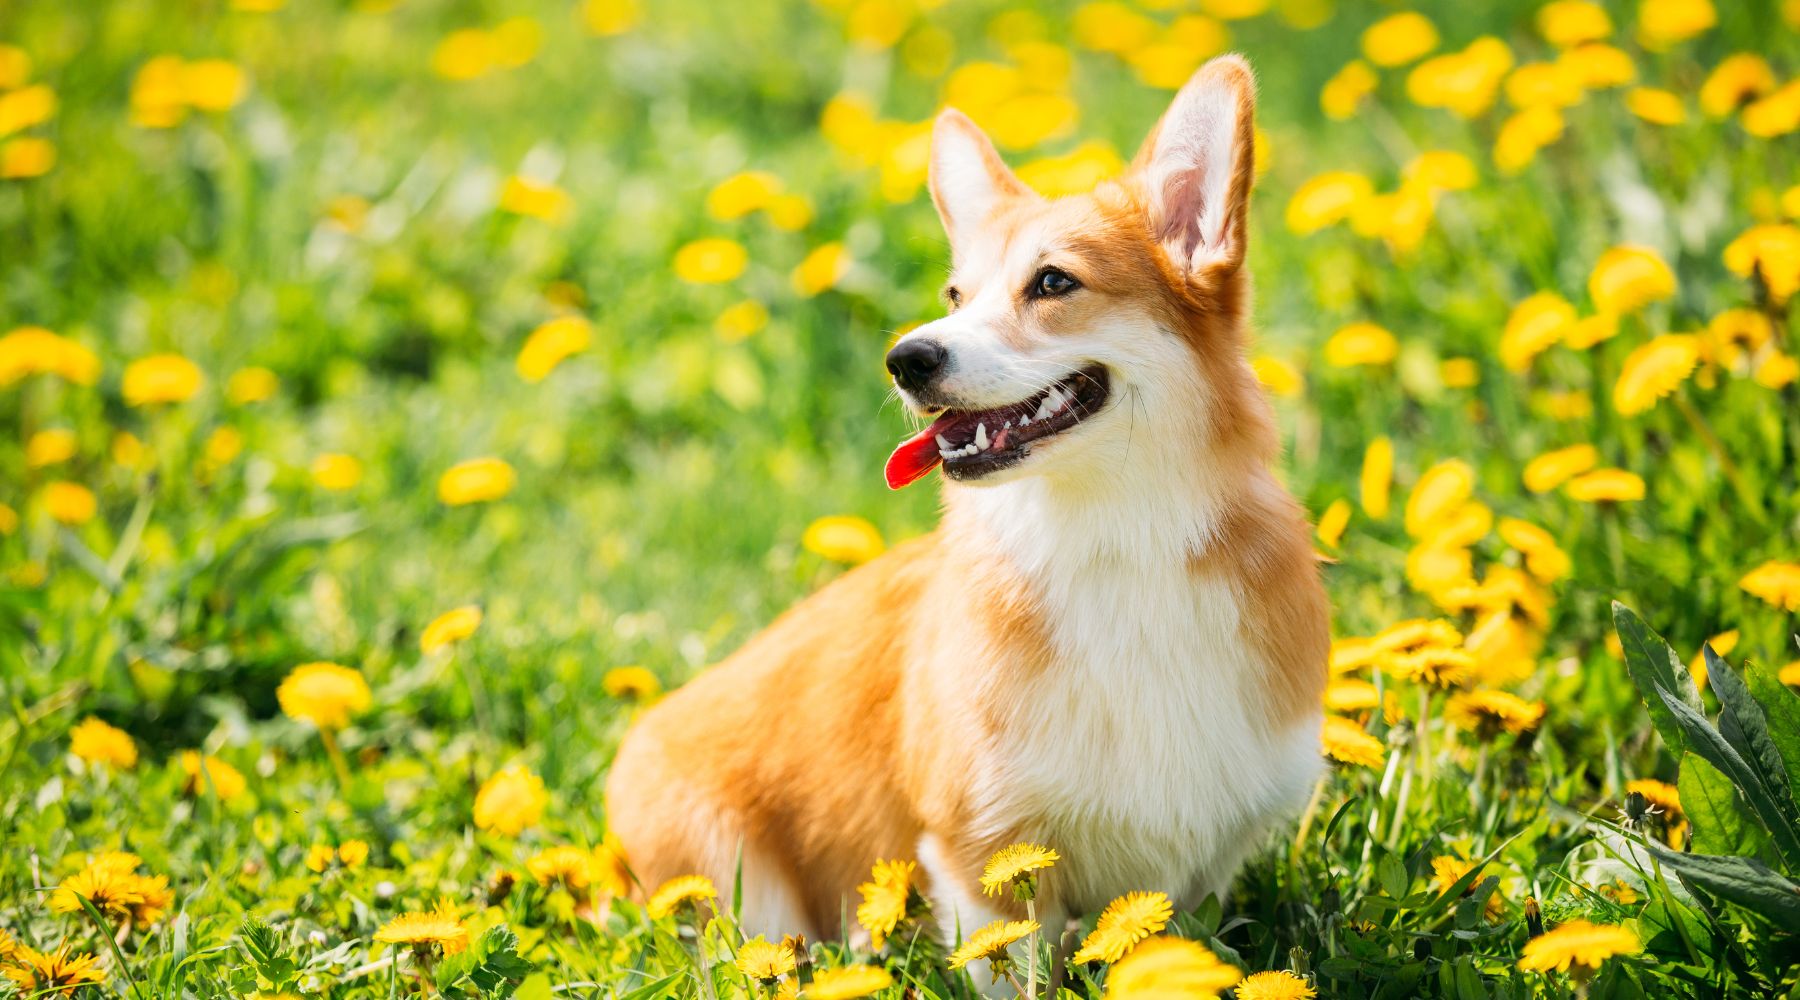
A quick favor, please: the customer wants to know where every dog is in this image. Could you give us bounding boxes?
[606,54,1329,944]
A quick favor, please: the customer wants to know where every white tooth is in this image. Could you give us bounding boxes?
[975,423,989,450]
[936,434,952,450]
[1034,398,1056,422]
[1048,386,1070,410]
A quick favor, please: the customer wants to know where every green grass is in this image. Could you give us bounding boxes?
[2,0,1799,997]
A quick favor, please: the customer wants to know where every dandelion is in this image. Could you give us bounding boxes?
[707,171,783,221]
[645,874,717,919]
[1320,715,1384,769]
[437,457,516,505]
[1389,647,1477,688]
[1739,561,1800,611]
[1500,292,1576,372]
[793,242,850,297]
[0,326,101,386]
[1625,87,1686,125]
[498,176,572,223]
[674,238,749,284]
[1777,662,1800,687]
[948,918,1037,971]
[420,605,482,655]
[1558,43,1634,89]
[582,0,639,35]
[736,936,797,983]
[0,136,54,178]
[1324,678,1379,713]
[1517,920,1640,974]
[602,666,662,701]
[277,662,371,730]
[51,862,145,918]
[592,839,632,897]
[716,300,770,342]
[1251,355,1302,399]
[1522,444,1598,493]
[856,858,915,950]
[1613,335,1699,416]
[515,316,591,382]
[1504,62,1584,110]
[1403,460,1474,537]
[1446,689,1545,736]
[310,453,362,491]
[473,764,548,835]
[1537,1,1612,47]
[304,843,337,873]
[1361,12,1438,67]
[375,902,469,956]
[980,842,1059,899]
[527,845,594,890]
[1285,172,1372,235]
[339,840,369,869]
[1700,55,1774,117]
[1072,891,1173,964]
[1360,437,1393,519]
[0,84,55,133]
[1497,518,1571,583]
[1589,245,1675,314]
[801,515,884,564]
[804,965,893,1000]
[70,717,136,770]
[122,353,204,406]
[1103,936,1241,999]
[2,945,106,993]
[42,481,97,525]
[1329,637,1378,676]
[1742,81,1800,138]
[1635,0,1715,50]
[1235,970,1317,1000]
[180,751,247,800]
[1320,61,1377,120]
[1406,37,1513,118]
[1315,498,1350,549]
[1427,857,1501,918]
[1722,224,1800,303]
[1323,323,1397,368]
[180,59,246,111]
[1564,468,1645,502]
[1493,106,1564,174]
[1403,151,1477,193]
[1753,353,1798,389]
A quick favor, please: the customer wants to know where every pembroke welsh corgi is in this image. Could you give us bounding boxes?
[606,53,1329,944]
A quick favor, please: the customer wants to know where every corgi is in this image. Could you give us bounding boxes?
[606,54,1329,944]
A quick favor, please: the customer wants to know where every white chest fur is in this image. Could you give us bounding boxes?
[953,478,1322,913]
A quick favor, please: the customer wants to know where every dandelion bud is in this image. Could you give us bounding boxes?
[1525,896,1543,938]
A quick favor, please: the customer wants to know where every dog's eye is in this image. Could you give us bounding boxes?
[1031,268,1079,298]
[944,286,962,309]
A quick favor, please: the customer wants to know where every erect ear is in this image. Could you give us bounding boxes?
[929,108,1034,255]
[1133,54,1257,275]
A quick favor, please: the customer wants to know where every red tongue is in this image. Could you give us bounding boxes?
[884,416,953,490]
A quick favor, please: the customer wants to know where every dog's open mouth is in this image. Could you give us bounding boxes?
[885,364,1111,489]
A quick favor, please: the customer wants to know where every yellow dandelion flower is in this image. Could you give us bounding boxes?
[582,0,640,35]
[180,751,247,800]
[793,242,851,297]
[1522,444,1597,493]
[1406,37,1513,119]
[736,937,798,982]
[50,860,145,918]
[1625,86,1686,125]
[1323,323,1397,368]
[1627,777,1682,818]
[1504,61,1584,110]
[1686,630,1737,690]
[1073,891,1173,964]
[1235,970,1317,1000]
[1636,0,1715,51]
[1589,245,1675,314]
[2,945,107,993]
[1361,12,1438,67]
[527,845,593,890]
[1564,468,1645,502]
[1613,335,1699,416]
[0,326,101,386]
[1776,661,1799,687]
[1494,106,1565,174]
[1321,715,1385,769]
[674,238,748,284]
[1700,55,1774,117]
[305,843,337,874]
[980,842,1059,898]
[1404,151,1477,194]
[715,300,770,342]
[1330,637,1378,675]
[1500,292,1576,372]
[1104,936,1241,999]
[1390,646,1477,688]
[1446,689,1545,735]
[277,662,371,730]
[1,136,54,178]
[804,964,893,1000]
[1753,352,1798,389]
[1374,618,1463,655]
[43,481,97,526]
[307,453,361,492]
[438,457,516,505]
[180,59,246,112]
[1441,358,1479,388]
[592,839,632,897]
[516,316,592,382]
[1320,60,1377,121]
[339,840,369,869]
[1360,437,1393,519]
[1743,81,1800,139]
[473,764,547,835]
[420,605,482,655]
[122,353,204,406]
[1315,498,1351,549]
[1251,355,1303,399]
[646,874,717,919]
[225,366,278,405]
[0,83,56,134]
[1324,678,1379,713]
[801,515,885,564]
[949,918,1038,970]
[1015,140,1123,200]
[1403,460,1475,538]
[1497,518,1571,583]
[498,176,571,223]
[602,666,662,701]
[856,858,915,950]
[0,44,28,89]
[375,904,469,955]
[70,717,137,770]
[1285,172,1372,235]
[1722,224,1800,304]
[707,171,784,221]
[1537,1,1612,47]
[1558,43,1635,89]
[1739,561,1800,611]
[1517,920,1640,973]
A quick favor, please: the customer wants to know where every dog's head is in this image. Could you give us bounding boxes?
[884,55,1269,491]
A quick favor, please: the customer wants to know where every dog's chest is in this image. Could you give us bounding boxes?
[976,561,1316,908]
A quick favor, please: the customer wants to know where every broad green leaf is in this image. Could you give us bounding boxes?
[1645,842,1800,932]
[1377,853,1408,900]
[1656,684,1800,868]
[1678,753,1769,860]
[1613,603,1703,755]
[1746,660,1800,800]
[1705,645,1800,840]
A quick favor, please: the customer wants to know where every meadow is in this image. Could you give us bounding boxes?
[3,0,1800,996]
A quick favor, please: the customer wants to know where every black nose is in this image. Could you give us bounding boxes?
[886,339,947,392]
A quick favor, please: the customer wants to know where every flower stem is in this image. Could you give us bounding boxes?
[318,727,353,789]
[1024,898,1039,999]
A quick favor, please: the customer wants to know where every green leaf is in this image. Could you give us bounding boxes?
[1746,659,1800,800]
[1613,603,1703,755]
[1679,753,1770,859]
[1705,645,1800,841]
[1644,842,1800,932]
[1377,854,1409,900]
[1655,684,1800,868]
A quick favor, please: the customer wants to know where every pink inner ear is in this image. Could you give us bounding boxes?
[1148,81,1245,269]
